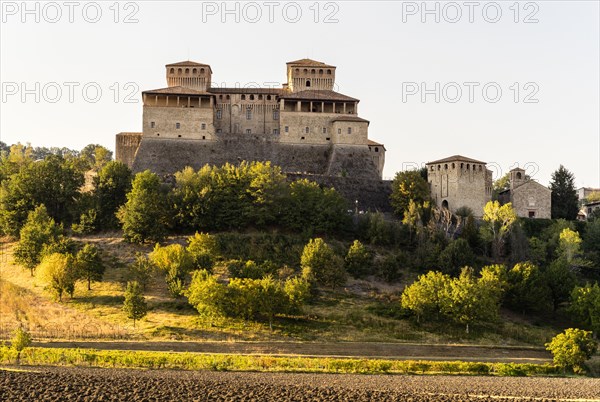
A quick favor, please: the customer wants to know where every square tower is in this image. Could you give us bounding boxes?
[166,61,212,91]
[286,59,336,92]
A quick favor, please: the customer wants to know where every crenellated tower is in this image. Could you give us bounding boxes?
[166,61,212,91]
[286,59,336,92]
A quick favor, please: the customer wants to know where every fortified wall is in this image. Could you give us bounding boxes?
[116,58,390,211]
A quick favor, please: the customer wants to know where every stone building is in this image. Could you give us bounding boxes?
[426,155,493,217]
[578,201,600,221]
[498,168,551,219]
[116,58,391,210]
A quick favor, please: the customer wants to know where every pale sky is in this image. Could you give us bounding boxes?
[1,1,598,187]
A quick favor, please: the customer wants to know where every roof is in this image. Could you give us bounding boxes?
[427,155,487,165]
[280,90,358,102]
[286,58,335,68]
[331,115,370,124]
[166,61,213,73]
[143,86,213,96]
[367,140,386,150]
[584,200,600,207]
[116,132,142,136]
[209,88,286,95]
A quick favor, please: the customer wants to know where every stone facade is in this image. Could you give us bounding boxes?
[426,155,493,217]
[498,168,551,219]
[117,58,385,182]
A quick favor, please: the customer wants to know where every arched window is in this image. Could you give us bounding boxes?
[306,80,311,87]
[193,68,197,74]
[250,95,255,100]
[295,68,299,73]
[444,164,448,170]
[442,200,449,209]
[219,95,223,100]
[467,164,470,170]
[241,95,246,100]
[303,69,308,73]
[452,163,455,169]
[319,69,323,75]
[479,165,482,172]
[266,95,271,101]
[170,68,175,74]
[200,68,205,74]
[516,172,522,179]
[226,95,230,100]
[438,165,441,170]
[177,68,182,75]
[375,147,379,152]
[305,127,309,133]
[430,166,434,172]
[311,69,316,74]
[327,69,332,75]
[185,68,190,74]
[461,163,464,169]
[201,123,206,130]
[258,95,263,100]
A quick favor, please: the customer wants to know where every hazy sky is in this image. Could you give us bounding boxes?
[1,1,598,187]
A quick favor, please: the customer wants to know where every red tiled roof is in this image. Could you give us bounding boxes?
[286,58,335,68]
[427,155,486,165]
[143,86,212,96]
[280,90,358,102]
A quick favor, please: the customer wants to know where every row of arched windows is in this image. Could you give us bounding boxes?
[169,67,206,75]
[294,68,332,75]
[215,94,274,101]
[430,163,484,172]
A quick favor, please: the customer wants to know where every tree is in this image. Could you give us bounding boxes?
[569,283,600,336]
[186,232,219,271]
[149,243,194,297]
[128,253,154,290]
[506,261,552,314]
[558,228,583,264]
[401,271,450,323]
[93,161,132,230]
[13,205,61,276]
[492,173,511,200]
[438,238,474,276]
[550,165,579,220]
[74,244,105,290]
[80,144,113,171]
[344,240,373,278]
[300,238,346,289]
[481,201,517,261]
[11,327,32,363]
[545,258,576,311]
[117,170,171,243]
[36,253,77,301]
[123,281,148,328]
[185,269,227,318]
[545,328,597,373]
[390,170,430,219]
[0,155,84,235]
[583,218,600,266]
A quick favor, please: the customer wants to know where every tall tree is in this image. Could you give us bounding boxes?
[481,201,517,261]
[300,238,346,289]
[390,170,430,219]
[36,253,77,302]
[117,170,171,243]
[122,281,148,328]
[75,244,105,290]
[93,161,132,230]
[550,165,578,220]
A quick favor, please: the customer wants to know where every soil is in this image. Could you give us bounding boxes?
[2,366,599,401]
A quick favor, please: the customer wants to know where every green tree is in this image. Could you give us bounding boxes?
[80,144,113,171]
[585,191,600,203]
[583,218,600,266]
[185,270,227,319]
[0,155,83,235]
[10,327,32,363]
[74,243,105,290]
[401,271,450,323]
[550,165,579,220]
[13,205,61,275]
[36,253,77,301]
[569,283,600,336]
[507,261,552,314]
[390,170,430,219]
[128,253,154,290]
[545,258,576,311]
[438,238,474,276]
[481,201,517,261]
[117,170,171,243]
[492,173,510,200]
[442,267,503,333]
[284,276,311,313]
[93,161,132,230]
[300,238,346,289]
[186,232,219,271]
[122,281,148,328]
[558,228,583,264]
[545,328,597,373]
[149,243,194,297]
[344,240,373,278]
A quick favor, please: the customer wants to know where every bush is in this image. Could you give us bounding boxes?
[186,232,219,271]
[128,253,154,290]
[123,281,148,328]
[545,328,598,373]
[344,240,373,279]
[227,260,277,279]
[36,253,77,301]
[149,244,194,297]
[11,327,32,353]
[438,238,474,276]
[300,238,346,289]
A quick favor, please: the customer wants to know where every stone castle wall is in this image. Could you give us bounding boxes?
[115,133,142,168]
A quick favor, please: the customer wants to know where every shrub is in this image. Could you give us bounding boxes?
[344,240,373,279]
[36,253,77,301]
[123,281,148,328]
[149,244,194,298]
[186,232,219,271]
[545,328,598,373]
[300,238,346,289]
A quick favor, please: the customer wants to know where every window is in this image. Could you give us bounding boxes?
[311,69,316,74]
[327,69,332,75]
[303,69,308,73]
[322,127,327,134]
[258,95,263,100]
[295,68,299,73]
[226,95,230,100]
[170,68,175,74]
[178,134,182,138]
[319,69,323,75]
[241,95,246,100]
[150,121,155,128]
[267,95,271,101]
[305,127,309,134]
[306,80,311,87]
[528,211,536,218]
[516,172,522,180]
[451,163,455,169]
[444,164,448,170]
[176,122,181,129]
[273,129,279,135]
[216,109,222,119]
[246,108,252,120]
[442,200,449,209]
[193,68,197,74]
[177,68,182,75]
[338,128,341,134]
[284,126,289,133]
[201,123,206,130]
[301,136,305,140]
[326,137,330,141]
[185,68,189,74]
[347,127,352,134]
[273,110,279,120]
[250,95,255,100]
[219,95,223,100]
[200,68,205,73]
[246,129,251,134]
[375,147,379,152]
[202,135,206,139]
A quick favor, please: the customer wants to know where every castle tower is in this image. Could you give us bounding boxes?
[166,61,212,91]
[510,167,526,190]
[286,59,336,92]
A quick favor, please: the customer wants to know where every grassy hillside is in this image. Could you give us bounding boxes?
[0,232,558,347]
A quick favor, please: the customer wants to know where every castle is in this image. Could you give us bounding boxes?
[116,58,391,210]
[117,59,385,178]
